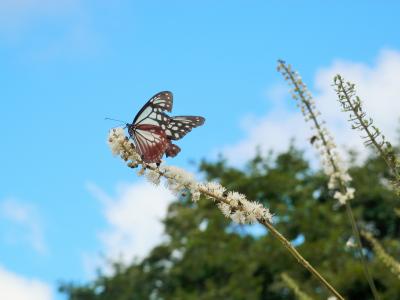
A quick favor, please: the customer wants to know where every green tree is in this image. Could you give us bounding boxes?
[60,146,400,299]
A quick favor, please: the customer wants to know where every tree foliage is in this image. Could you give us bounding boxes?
[60,146,400,300]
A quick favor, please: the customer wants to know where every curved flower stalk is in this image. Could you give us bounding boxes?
[361,231,400,279]
[281,273,314,300]
[277,60,380,300]
[277,61,353,205]
[333,75,400,195]
[108,128,272,225]
[108,128,345,300]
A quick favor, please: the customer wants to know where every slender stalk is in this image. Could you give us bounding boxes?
[152,170,344,299]
[261,220,343,300]
[361,230,400,278]
[345,204,380,299]
[278,61,380,300]
[281,273,314,300]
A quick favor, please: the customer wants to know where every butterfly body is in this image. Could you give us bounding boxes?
[127,91,205,164]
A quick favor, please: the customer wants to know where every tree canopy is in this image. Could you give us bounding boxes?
[60,146,400,300]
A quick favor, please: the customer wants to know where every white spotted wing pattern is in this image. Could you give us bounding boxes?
[165,116,205,140]
[127,91,205,163]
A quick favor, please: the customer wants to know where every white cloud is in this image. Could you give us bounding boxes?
[222,109,309,164]
[315,49,400,139]
[0,199,47,254]
[0,265,53,300]
[86,181,174,274]
[222,49,400,164]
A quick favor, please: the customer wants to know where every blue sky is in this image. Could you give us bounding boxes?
[1,1,400,299]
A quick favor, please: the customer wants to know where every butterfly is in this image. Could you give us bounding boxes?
[126,91,205,164]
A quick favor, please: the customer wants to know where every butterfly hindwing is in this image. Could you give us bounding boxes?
[165,143,181,158]
[165,116,205,140]
[131,124,169,163]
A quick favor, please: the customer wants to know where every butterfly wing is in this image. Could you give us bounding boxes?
[130,124,169,163]
[165,116,205,140]
[128,92,174,163]
[132,91,172,123]
[165,143,181,158]
[128,92,204,162]
[147,91,173,112]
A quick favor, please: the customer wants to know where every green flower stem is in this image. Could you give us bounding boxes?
[260,219,344,300]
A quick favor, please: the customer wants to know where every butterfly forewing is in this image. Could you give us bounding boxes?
[132,91,172,131]
[165,116,205,140]
[149,91,173,112]
[132,91,172,123]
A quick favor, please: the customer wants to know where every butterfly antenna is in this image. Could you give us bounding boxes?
[105,117,127,126]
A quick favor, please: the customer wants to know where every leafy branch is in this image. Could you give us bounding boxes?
[333,75,400,195]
